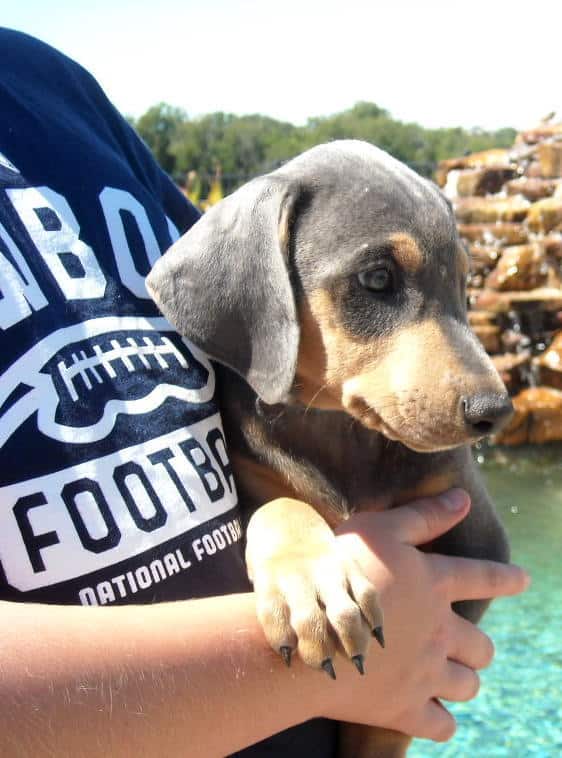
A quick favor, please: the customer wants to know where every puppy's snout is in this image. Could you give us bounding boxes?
[462,393,514,437]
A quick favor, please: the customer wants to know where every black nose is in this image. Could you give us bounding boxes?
[462,393,514,436]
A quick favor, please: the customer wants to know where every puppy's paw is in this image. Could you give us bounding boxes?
[246,499,383,676]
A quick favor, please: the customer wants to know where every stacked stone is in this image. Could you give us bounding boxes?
[436,119,562,444]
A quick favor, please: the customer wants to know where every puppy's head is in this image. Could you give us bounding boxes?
[147,140,511,452]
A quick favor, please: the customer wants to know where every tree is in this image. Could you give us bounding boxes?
[134,103,187,175]
[130,101,516,192]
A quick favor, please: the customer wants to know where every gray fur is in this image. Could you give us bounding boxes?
[147,175,300,404]
[147,139,509,624]
[147,141,510,757]
[146,140,456,402]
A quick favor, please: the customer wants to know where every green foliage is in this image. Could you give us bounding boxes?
[129,101,516,193]
[135,103,187,175]
[169,112,296,192]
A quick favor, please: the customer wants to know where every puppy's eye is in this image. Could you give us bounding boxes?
[358,267,393,293]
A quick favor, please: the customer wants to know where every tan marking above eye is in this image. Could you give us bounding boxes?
[387,232,424,274]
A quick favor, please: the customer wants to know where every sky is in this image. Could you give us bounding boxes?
[3,0,561,132]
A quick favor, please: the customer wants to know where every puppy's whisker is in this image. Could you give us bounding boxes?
[304,383,330,414]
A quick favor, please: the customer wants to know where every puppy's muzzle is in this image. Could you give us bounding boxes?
[462,393,513,437]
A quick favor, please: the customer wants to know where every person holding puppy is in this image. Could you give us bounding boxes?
[0,28,529,757]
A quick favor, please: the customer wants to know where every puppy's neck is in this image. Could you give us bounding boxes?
[216,363,460,524]
[216,364,385,521]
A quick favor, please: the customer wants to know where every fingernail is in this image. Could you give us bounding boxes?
[439,489,467,511]
[372,626,385,648]
[280,646,292,668]
[321,658,336,680]
[351,654,365,675]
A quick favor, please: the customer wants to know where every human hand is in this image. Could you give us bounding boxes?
[315,490,529,741]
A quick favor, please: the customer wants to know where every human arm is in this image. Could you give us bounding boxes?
[0,491,529,757]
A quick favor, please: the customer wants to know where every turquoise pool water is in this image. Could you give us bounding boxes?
[411,445,562,758]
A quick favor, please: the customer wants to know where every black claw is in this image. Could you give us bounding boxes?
[280,646,292,668]
[321,658,336,680]
[351,654,365,675]
[372,626,385,649]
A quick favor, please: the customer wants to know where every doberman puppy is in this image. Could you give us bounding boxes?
[147,140,513,757]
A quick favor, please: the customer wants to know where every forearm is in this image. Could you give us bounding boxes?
[0,596,325,758]
[0,494,529,756]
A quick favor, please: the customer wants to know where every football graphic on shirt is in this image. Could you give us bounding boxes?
[0,316,215,447]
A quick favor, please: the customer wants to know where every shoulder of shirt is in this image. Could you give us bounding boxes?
[0,27,201,233]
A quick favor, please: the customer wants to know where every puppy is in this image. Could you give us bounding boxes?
[147,140,512,757]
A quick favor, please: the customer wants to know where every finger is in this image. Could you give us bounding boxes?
[448,615,495,670]
[414,699,457,742]
[377,489,471,546]
[439,661,480,703]
[431,554,531,601]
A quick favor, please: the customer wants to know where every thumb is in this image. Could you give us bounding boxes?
[379,489,471,546]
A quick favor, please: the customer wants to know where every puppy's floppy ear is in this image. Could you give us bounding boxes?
[147,175,301,404]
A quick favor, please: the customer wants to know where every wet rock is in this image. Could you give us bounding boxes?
[443,118,562,444]
[484,243,559,291]
[517,125,562,144]
[542,233,562,260]
[470,287,562,314]
[526,197,562,233]
[492,351,532,394]
[500,327,531,353]
[436,149,514,188]
[505,177,558,201]
[469,245,501,275]
[494,387,562,445]
[503,289,562,310]
[499,309,559,346]
[439,148,512,172]
[456,168,516,197]
[440,169,461,198]
[458,223,528,245]
[533,332,562,390]
[545,263,561,288]
[472,324,502,353]
[538,143,562,178]
[454,196,530,224]
[468,310,497,327]
[524,161,543,178]
[466,272,485,290]
[542,328,562,351]
[434,165,451,188]
[468,288,505,312]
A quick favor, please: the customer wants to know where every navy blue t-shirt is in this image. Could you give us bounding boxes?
[0,28,336,756]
